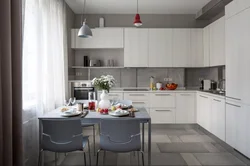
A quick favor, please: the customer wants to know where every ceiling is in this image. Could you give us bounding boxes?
[65,0,211,15]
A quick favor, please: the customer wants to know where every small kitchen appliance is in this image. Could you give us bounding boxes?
[201,79,212,90]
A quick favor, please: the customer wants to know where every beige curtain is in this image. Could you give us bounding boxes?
[0,0,24,166]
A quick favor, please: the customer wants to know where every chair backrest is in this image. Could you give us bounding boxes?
[41,119,83,152]
[99,119,141,152]
[117,100,132,106]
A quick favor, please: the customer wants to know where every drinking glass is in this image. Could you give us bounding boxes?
[88,92,96,111]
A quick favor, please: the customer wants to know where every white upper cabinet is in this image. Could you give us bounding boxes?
[191,29,204,67]
[172,29,191,67]
[176,93,196,124]
[225,8,250,103]
[124,28,149,67]
[203,25,210,67]
[71,28,124,49]
[225,0,250,19]
[148,29,173,67]
[209,17,225,66]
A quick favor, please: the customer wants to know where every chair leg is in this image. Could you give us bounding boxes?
[103,150,106,165]
[137,151,140,166]
[83,152,87,166]
[96,149,101,166]
[140,151,145,166]
[87,139,92,166]
[93,125,96,156]
[38,149,43,166]
[55,152,57,166]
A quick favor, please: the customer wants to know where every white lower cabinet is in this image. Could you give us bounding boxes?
[211,97,226,141]
[123,92,150,113]
[150,108,175,124]
[176,93,196,123]
[226,101,249,158]
[197,93,211,131]
[97,92,123,101]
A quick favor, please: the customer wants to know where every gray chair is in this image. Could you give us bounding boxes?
[81,123,96,155]
[96,119,144,166]
[39,119,91,166]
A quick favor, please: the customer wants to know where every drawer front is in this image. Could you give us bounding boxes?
[150,93,175,108]
[98,92,123,100]
[150,108,175,124]
[124,93,149,101]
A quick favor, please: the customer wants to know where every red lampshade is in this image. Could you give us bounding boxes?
[134,13,142,27]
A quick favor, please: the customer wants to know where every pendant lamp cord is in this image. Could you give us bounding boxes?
[137,0,139,13]
[81,0,87,25]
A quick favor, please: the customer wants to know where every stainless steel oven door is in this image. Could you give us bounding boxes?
[74,87,95,100]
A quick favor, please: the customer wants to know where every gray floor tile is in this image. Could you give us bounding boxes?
[150,153,187,166]
[169,135,183,143]
[144,134,171,143]
[194,153,247,166]
[202,143,220,153]
[165,128,199,136]
[211,143,228,153]
[144,143,161,153]
[158,143,209,153]
[117,153,131,166]
[179,135,215,143]
[181,153,202,166]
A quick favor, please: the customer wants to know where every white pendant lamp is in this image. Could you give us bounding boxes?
[78,0,92,38]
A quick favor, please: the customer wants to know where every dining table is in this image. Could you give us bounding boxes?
[38,107,152,166]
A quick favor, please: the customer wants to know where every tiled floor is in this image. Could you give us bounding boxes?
[44,125,250,166]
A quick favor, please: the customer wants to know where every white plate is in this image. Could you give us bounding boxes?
[61,111,82,117]
[109,111,129,117]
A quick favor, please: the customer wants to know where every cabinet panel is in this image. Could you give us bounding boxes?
[148,29,173,67]
[211,97,225,141]
[172,29,191,67]
[191,29,204,67]
[150,108,175,124]
[209,17,225,66]
[225,0,250,19]
[97,92,123,101]
[176,93,196,123]
[73,28,124,49]
[203,26,210,67]
[225,14,242,100]
[197,94,211,131]
[124,29,149,67]
[150,93,175,108]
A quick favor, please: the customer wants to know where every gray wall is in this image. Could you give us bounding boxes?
[74,14,210,28]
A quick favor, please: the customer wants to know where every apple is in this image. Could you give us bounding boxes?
[111,106,116,111]
[100,109,104,114]
[104,109,109,114]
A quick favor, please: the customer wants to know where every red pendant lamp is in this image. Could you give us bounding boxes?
[134,0,142,27]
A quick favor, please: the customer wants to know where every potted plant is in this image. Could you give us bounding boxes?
[91,75,116,109]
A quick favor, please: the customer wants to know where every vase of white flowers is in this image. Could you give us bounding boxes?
[91,75,116,109]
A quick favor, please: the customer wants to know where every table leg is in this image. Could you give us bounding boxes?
[148,119,151,166]
[142,123,144,151]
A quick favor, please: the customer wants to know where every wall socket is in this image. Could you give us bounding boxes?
[164,78,173,82]
[76,72,83,76]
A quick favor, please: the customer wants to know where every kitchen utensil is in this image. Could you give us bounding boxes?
[89,60,98,67]
[61,110,82,117]
[156,82,162,90]
[83,56,89,66]
[150,76,155,90]
[109,110,129,117]
[211,81,217,90]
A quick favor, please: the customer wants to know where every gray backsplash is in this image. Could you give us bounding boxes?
[74,67,223,89]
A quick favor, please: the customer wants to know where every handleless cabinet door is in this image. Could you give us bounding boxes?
[209,17,225,66]
[211,97,226,141]
[191,29,204,67]
[203,26,210,67]
[148,29,173,67]
[176,93,196,123]
[172,29,191,67]
[124,29,149,67]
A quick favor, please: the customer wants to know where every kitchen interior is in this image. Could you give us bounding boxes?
[39,0,250,165]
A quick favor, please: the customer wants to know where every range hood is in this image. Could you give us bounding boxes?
[196,0,233,20]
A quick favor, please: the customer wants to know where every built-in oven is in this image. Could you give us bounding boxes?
[70,81,97,100]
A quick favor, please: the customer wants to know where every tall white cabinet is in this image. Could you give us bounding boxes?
[124,29,149,67]
[148,29,173,67]
[209,17,225,66]
[203,26,210,67]
[191,29,204,67]
[172,29,191,67]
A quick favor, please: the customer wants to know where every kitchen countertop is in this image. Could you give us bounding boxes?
[100,87,226,98]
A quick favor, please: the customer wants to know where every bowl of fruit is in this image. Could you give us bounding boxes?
[166,83,178,90]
